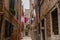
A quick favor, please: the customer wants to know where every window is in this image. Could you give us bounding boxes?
[0,0,3,4]
[0,15,3,32]
[0,15,3,40]
[9,0,15,15]
[41,19,44,27]
[42,30,45,40]
[51,8,58,35]
[0,0,3,12]
[37,23,40,34]
[5,21,13,38]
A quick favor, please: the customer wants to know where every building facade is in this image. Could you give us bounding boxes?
[30,0,60,40]
[0,0,23,40]
[24,9,30,18]
[40,0,60,40]
[30,0,39,40]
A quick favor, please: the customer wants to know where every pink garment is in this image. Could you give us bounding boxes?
[18,16,29,23]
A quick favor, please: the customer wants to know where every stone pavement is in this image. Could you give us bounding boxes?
[21,36,32,40]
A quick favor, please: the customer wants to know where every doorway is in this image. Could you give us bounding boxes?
[0,15,3,40]
[41,19,45,40]
[42,30,45,40]
[51,8,58,35]
[51,8,59,40]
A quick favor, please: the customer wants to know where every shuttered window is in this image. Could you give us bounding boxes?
[0,0,3,12]
[9,0,15,15]
[5,21,13,38]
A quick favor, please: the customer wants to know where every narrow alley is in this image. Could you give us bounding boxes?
[0,0,60,40]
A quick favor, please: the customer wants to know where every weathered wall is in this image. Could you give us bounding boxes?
[40,0,57,18]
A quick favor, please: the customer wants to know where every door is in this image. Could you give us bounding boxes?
[0,15,3,40]
[42,30,45,40]
[51,8,59,40]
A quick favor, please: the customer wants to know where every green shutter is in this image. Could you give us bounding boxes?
[9,0,15,15]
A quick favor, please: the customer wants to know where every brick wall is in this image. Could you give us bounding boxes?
[46,13,51,37]
[4,0,9,10]
[40,0,57,17]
